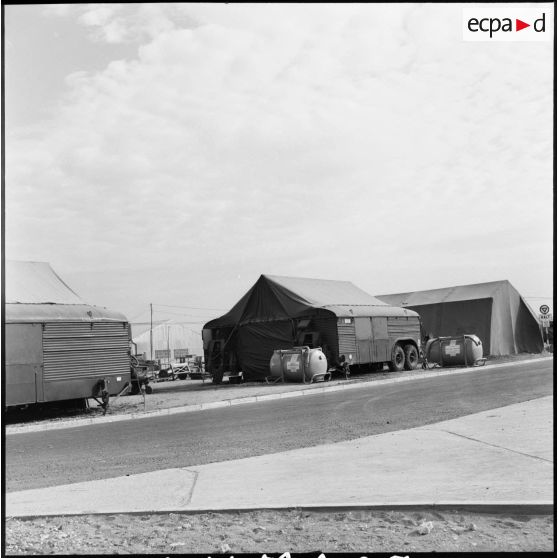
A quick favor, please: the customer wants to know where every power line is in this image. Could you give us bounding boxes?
[152,303,228,311]
[129,310,219,322]
[148,309,216,318]
[132,321,207,325]
[131,321,170,326]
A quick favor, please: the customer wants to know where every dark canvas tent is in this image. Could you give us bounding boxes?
[203,274,419,380]
[377,280,544,356]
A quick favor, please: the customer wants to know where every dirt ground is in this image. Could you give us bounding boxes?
[4,508,554,554]
[6,352,551,428]
[97,352,555,417]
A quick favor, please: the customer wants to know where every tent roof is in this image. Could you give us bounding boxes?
[131,319,201,338]
[205,274,417,328]
[6,260,84,304]
[132,320,203,353]
[5,260,128,322]
[264,275,390,307]
[377,280,517,307]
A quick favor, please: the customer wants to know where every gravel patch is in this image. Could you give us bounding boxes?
[5,508,554,554]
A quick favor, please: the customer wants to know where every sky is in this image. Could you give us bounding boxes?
[4,3,555,333]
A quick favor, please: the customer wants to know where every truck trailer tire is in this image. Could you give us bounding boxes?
[389,345,405,372]
[403,344,419,370]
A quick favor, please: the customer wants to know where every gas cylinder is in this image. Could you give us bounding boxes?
[425,334,484,367]
[269,346,329,383]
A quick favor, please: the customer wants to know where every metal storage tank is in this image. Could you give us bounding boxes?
[425,334,485,367]
[269,346,329,383]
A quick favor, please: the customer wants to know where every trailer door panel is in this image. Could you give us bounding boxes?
[371,317,390,362]
[354,317,372,363]
[5,323,43,405]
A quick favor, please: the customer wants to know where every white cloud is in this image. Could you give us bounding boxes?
[78,5,119,27]
[49,3,190,44]
[6,4,554,313]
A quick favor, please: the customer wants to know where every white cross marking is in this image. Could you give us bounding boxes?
[286,354,300,372]
[444,340,461,356]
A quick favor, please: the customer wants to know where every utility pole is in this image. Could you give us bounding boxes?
[167,324,170,367]
[150,303,153,360]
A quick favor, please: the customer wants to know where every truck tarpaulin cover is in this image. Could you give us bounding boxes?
[203,274,414,380]
[377,280,544,356]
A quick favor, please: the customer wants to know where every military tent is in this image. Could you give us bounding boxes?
[377,280,544,356]
[132,321,203,361]
[203,274,420,381]
[5,261,130,406]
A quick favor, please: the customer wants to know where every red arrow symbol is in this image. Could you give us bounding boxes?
[516,19,530,31]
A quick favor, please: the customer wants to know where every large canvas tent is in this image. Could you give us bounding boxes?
[6,260,85,305]
[377,280,544,356]
[5,260,128,324]
[203,274,419,381]
[5,261,131,406]
[132,321,203,361]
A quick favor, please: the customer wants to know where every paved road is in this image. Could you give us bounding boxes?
[5,359,553,492]
[7,397,554,517]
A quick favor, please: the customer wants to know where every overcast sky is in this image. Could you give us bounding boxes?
[4,3,554,328]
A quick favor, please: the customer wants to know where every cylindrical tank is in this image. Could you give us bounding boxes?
[425,335,484,367]
[269,346,328,383]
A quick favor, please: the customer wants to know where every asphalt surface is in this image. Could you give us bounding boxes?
[5,359,553,493]
[6,395,554,517]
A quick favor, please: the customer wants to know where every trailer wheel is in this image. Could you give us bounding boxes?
[389,345,405,372]
[144,385,153,394]
[403,344,419,370]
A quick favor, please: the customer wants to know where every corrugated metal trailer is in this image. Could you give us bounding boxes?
[334,313,421,370]
[292,308,421,370]
[5,304,132,408]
